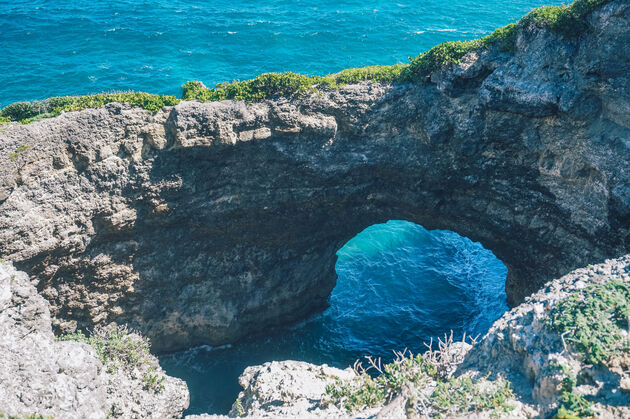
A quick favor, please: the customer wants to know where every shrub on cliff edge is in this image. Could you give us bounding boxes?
[521,0,613,37]
[182,66,406,102]
[0,92,180,124]
[58,325,151,373]
[546,279,629,366]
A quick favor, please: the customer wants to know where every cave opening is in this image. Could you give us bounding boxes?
[159,220,509,415]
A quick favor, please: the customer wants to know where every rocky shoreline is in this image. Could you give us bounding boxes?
[189,256,629,418]
[0,0,629,417]
[4,255,625,417]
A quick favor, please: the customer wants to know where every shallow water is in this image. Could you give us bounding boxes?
[159,221,508,415]
[2,0,562,105]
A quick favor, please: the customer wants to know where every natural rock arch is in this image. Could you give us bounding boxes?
[0,3,629,352]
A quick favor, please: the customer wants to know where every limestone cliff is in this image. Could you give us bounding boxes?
[0,261,189,418]
[0,1,628,355]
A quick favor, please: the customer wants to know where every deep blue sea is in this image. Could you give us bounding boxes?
[2,0,562,106]
[1,0,564,415]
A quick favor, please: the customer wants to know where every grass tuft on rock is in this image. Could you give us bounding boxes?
[520,0,613,37]
[58,325,151,373]
[8,145,31,162]
[58,325,166,393]
[325,337,516,416]
[430,376,515,417]
[325,353,436,411]
[555,384,594,418]
[546,279,629,366]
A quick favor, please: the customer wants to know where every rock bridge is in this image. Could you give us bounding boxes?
[0,1,628,352]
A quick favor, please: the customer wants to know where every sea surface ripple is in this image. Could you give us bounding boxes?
[2,0,562,105]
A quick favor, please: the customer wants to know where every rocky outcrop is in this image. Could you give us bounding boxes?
[203,255,629,418]
[229,361,381,418]
[0,1,629,352]
[0,261,189,418]
[461,254,630,418]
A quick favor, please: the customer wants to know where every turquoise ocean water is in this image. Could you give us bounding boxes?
[3,0,561,105]
[1,0,564,415]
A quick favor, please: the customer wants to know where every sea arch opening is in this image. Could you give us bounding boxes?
[159,219,510,415]
[326,219,509,361]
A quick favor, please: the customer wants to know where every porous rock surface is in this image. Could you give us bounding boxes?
[0,1,629,352]
[460,254,630,418]
[230,361,380,418]
[201,256,629,418]
[0,261,189,418]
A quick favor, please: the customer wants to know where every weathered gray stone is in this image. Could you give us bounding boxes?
[0,261,109,418]
[228,361,378,418]
[0,1,628,353]
[460,254,630,418]
[0,261,189,417]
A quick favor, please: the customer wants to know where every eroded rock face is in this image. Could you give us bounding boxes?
[229,361,379,418]
[0,261,189,418]
[0,1,628,352]
[460,254,630,418]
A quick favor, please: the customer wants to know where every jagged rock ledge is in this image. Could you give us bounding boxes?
[0,0,628,353]
[0,261,189,418]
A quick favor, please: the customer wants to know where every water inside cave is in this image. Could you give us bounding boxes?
[159,220,509,415]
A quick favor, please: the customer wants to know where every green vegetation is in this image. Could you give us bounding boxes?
[399,23,517,83]
[325,352,436,411]
[520,0,613,37]
[546,279,629,365]
[58,326,151,373]
[0,0,614,122]
[8,145,31,162]
[555,388,594,418]
[59,325,166,393]
[552,370,594,418]
[181,73,333,102]
[325,348,515,416]
[181,65,406,102]
[545,278,630,417]
[430,376,515,417]
[141,366,166,393]
[234,398,245,417]
[330,65,406,85]
[0,92,179,124]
